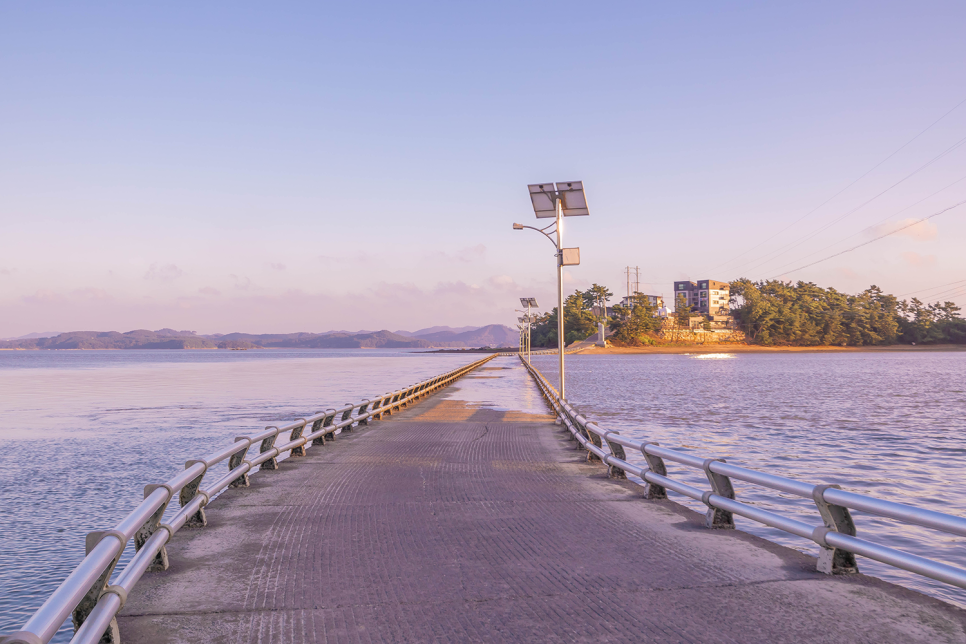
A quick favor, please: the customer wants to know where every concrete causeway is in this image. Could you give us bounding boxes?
[118,357,966,643]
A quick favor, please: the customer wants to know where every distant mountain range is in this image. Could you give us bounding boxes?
[0,325,519,350]
[394,326,482,337]
[1,331,64,340]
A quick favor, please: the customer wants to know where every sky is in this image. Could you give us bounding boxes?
[2,1,965,336]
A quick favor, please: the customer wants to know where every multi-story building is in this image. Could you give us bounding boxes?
[619,294,664,309]
[672,279,730,316]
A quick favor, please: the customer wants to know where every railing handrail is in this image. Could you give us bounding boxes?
[2,355,495,644]
[520,357,966,593]
[498,345,590,358]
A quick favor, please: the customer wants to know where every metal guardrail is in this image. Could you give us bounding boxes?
[1,355,495,644]
[498,345,589,357]
[521,357,966,591]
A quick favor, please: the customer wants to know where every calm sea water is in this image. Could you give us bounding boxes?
[532,351,966,607]
[0,349,474,641]
[2,350,965,640]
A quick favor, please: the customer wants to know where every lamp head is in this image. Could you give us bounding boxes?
[512,223,524,230]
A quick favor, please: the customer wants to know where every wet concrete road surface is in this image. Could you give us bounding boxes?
[118,357,966,643]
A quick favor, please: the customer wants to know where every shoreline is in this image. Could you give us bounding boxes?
[2,344,964,354]
[577,343,966,355]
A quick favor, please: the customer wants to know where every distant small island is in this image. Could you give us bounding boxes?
[0,325,519,350]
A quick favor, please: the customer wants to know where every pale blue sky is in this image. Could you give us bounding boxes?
[2,1,965,335]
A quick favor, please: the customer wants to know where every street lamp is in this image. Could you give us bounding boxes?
[519,297,538,364]
[513,181,588,398]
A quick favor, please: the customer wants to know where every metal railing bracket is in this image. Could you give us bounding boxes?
[259,427,280,470]
[73,531,126,642]
[229,438,251,488]
[135,484,173,571]
[702,458,735,529]
[180,460,208,527]
[641,443,668,499]
[812,484,859,574]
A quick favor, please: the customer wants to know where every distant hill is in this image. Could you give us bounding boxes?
[393,326,481,338]
[416,326,481,337]
[0,325,519,350]
[412,324,517,347]
[0,330,217,350]
[1,331,64,341]
[212,330,433,349]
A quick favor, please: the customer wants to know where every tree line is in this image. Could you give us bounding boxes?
[525,279,966,348]
[730,279,966,346]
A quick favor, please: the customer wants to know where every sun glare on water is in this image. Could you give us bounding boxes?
[690,353,736,360]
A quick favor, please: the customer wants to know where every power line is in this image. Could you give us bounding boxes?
[766,172,966,275]
[895,278,966,297]
[916,283,966,302]
[705,95,966,274]
[775,199,966,277]
[736,133,966,276]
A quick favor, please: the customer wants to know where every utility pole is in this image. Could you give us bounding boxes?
[624,266,640,299]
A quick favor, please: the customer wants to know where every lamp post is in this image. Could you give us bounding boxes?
[513,181,588,398]
[519,298,538,364]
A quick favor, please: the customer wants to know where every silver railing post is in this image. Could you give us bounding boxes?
[72,533,125,643]
[596,426,627,479]
[309,417,324,442]
[289,419,308,456]
[134,484,173,571]
[582,421,602,462]
[340,405,355,431]
[702,458,735,529]
[314,411,335,443]
[641,443,668,499]
[812,484,859,574]
[180,460,209,528]
[229,438,251,488]
[357,400,371,425]
[258,427,280,470]
[372,397,387,420]
[322,413,338,442]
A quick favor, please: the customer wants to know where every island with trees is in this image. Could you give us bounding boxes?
[524,280,966,349]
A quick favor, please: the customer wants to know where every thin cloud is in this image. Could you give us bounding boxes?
[487,274,517,290]
[74,288,112,301]
[425,244,487,263]
[901,251,936,267]
[144,263,184,281]
[230,274,253,291]
[21,290,65,304]
[198,287,221,296]
[870,218,938,241]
